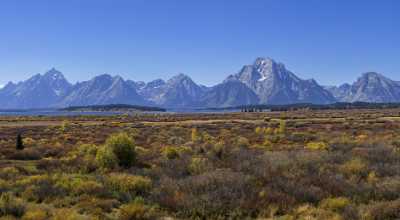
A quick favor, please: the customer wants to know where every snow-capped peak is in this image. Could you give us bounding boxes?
[44,68,65,80]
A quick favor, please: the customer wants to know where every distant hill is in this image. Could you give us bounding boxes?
[221,102,400,112]
[61,104,166,112]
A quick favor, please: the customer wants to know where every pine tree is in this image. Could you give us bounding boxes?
[16,133,24,150]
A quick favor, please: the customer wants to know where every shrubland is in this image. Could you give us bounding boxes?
[0,109,399,219]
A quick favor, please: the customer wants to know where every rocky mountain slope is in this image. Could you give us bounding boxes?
[226,58,336,104]
[59,74,147,106]
[327,72,400,103]
[137,74,205,107]
[0,68,72,109]
[200,80,259,107]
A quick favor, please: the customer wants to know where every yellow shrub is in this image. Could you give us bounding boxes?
[367,171,378,184]
[16,175,50,186]
[188,157,210,175]
[306,142,329,151]
[162,146,191,160]
[22,138,36,146]
[201,131,215,144]
[191,128,201,142]
[356,134,368,142]
[75,144,98,157]
[73,180,104,196]
[0,167,20,180]
[22,208,49,220]
[255,127,265,135]
[106,174,152,196]
[265,127,274,135]
[319,197,351,212]
[262,140,274,150]
[279,120,287,134]
[236,137,250,148]
[340,158,367,176]
[96,146,118,170]
[0,193,26,218]
[295,204,343,220]
[162,147,180,160]
[52,208,85,220]
[118,201,157,220]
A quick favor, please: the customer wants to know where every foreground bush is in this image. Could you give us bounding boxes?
[96,146,118,170]
[105,133,136,168]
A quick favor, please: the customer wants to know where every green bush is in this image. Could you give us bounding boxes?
[161,146,191,160]
[162,146,180,160]
[188,157,211,175]
[105,133,136,168]
[70,144,98,158]
[96,146,118,170]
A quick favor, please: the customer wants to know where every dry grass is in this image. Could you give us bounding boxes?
[0,109,399,219]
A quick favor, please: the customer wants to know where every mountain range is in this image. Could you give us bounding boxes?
[0,57,399,109]
[326,72,400,103]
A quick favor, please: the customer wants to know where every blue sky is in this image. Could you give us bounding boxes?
[0,0,399,87]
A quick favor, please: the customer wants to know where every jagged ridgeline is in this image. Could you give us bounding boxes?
[0,58,399,109]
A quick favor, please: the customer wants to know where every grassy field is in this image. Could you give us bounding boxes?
[0,109,399,219]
